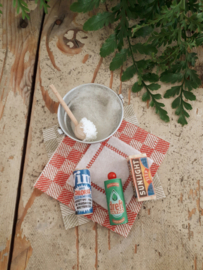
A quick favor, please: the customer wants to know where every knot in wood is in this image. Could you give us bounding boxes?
[55,19,62,25]
[20,19,28,28]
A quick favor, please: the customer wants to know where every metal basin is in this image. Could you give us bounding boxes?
[57,83,124,144]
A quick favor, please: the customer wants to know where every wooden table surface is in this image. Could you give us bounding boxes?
[0,1,203,269]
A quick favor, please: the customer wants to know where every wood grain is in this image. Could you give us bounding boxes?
[128,87,131,105]
[0,1,43,269]
[8,0,203,269]
[118,67,123,95]
[82,54,89,64]
[10,0,103,269]
[91,57,103,83]
[75,227,79,270]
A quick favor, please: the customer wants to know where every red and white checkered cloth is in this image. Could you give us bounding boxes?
[35,120,170,237]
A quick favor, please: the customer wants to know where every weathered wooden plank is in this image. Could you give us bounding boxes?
[9,1,118,269]
[0,1,43,269]
[10,0,203,269]
[10,0,99,269]
[99,82,203,269]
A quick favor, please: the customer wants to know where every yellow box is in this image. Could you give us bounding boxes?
[127,154,156,202]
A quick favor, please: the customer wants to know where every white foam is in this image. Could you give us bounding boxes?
[80,117,97,141]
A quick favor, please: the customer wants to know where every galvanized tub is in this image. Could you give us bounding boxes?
[57,83,124,144]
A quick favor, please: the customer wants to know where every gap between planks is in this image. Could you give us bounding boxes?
[7,10,46,270]
[7,29,115,269]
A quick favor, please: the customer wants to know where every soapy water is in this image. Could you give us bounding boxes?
[64,85,122,142]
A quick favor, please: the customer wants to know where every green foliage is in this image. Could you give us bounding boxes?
[11,0,202,126]
[147,83,161,90]
[83,12,115,31]
[160,72,183,83]
[109,49,128,71]
[163,56,199,125]
[132,82,143,93]
[12,0,50,19]
[100,33,117,57]
[164,86,181,98]
[142,92,150,102]
[97,0,203,125]
[183,90,196,100]
[71,0,102,13]
[73,0,171,122]
[133,26,153,38]
[121,65,137,81]
[142,80,169,122]
[142,73,159,83]
[70,0,202,125]
[13,0,30,19]
[36,0,50,14]
[132,43,157,55]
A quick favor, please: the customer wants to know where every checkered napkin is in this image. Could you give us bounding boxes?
[35,105,169,237]
[59,203,89,228]
[67,136,153,210]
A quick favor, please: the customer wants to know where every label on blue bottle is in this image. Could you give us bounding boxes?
[73,169,93,215]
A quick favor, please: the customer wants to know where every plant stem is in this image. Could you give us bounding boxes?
[127,36,137,69]
[179,81,184,111]
[142,80,154,101]
[178,0,186,45]
[127,36,156,102]
[127,36,155,99]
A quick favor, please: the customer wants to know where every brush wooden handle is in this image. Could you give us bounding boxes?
[49,84,78,126]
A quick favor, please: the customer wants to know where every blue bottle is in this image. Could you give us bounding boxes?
[73,169,93,215]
